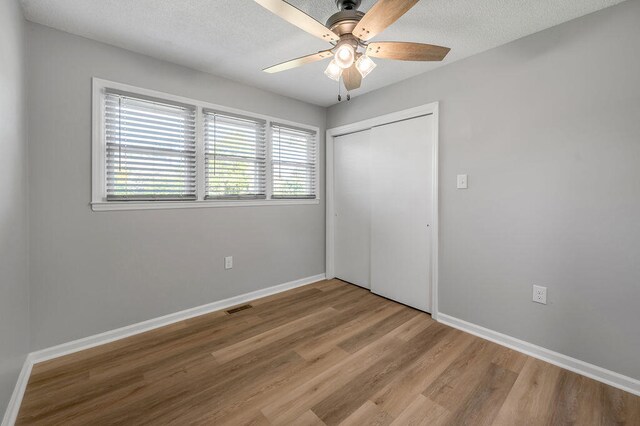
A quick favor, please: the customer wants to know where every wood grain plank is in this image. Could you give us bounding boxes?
[371,330,474,417]
[338,400,394,426]
[295,300,401,360]
[291,410,326,426]
[491,346,528,374]
[194,347,350,425]
[600,383,640,425]
[492,358,564,425]
[313,323,452,424]
[422,338,501,411]
[16,280,640,425]
[337,307,421,353]
[390,394,450,426]
[211,307,338,363]
[261,332,406,424]
[445,362,518,425]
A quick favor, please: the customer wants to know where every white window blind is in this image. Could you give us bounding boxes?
[104,90,197,200]
[204,110,267,199]
[271,123,317,199]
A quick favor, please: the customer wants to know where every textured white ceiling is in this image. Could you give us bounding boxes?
[20,0,626,106]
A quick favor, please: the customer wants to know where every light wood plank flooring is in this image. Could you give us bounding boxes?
[17,279,640,425]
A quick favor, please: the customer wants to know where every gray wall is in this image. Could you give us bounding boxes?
[328,0,640,380]
[26,23,326,350]
[0,0,30,414]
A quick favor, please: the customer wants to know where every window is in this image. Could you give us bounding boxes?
[271,124,318,199]
[204,111,267,200]
[103,90,197,201]
[92,79,319,211]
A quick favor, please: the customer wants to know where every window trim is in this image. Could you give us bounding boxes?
[92,78,320,211]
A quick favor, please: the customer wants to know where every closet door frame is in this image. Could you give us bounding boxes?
[326,102,440,319]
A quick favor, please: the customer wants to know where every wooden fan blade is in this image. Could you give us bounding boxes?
[263,50,333,73]
[343,64,362,91]
[353,0,419,41]
[253,0,340,43]
[367,42,450,61]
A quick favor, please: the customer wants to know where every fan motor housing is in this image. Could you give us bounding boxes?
[326,9,364,37]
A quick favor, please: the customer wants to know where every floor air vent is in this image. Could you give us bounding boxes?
[226,304,253,314]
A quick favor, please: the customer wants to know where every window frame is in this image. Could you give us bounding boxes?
[92,78,320,211]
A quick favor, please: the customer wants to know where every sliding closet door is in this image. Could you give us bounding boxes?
[333,130,371,288]
[370,115,433,311]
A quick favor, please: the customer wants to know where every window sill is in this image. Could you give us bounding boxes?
[91,198,320,212]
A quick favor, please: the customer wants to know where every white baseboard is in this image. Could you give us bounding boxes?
[437,313,640,397]
[1,355,33,426]
[1,273,325,426]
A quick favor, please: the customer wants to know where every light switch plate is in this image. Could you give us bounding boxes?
[224,256,233,270]
[457,174,468,189]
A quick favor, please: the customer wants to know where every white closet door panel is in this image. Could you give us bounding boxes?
[370,115,433,311]
[334,130,371,288]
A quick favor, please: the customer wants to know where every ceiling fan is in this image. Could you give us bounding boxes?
[254,0,451,97]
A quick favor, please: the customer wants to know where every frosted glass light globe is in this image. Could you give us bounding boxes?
[324,60,342,81]
[334,44,355,69]
[356,55,377,78]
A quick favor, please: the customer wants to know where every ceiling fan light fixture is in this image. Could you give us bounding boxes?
[255,0,451,94]
[334,43,355,69]
[324,59,343,81]
[355,54,376,78]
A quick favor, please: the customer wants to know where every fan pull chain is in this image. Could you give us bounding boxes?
[336,76,352,102]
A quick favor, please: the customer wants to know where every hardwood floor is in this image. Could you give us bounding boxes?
[17,279,640,425]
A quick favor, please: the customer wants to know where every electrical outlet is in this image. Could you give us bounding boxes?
[225,256,233,270]
[532,285,547,304]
